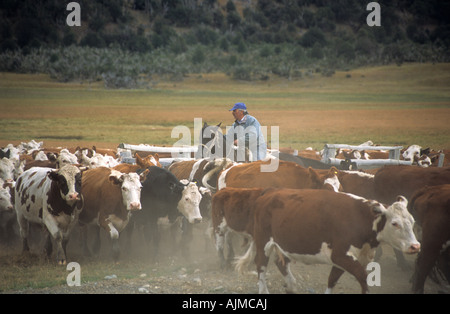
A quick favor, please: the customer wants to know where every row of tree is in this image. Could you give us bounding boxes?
[0,0,449,87]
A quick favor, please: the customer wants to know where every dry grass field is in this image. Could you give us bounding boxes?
[1,62,450,150]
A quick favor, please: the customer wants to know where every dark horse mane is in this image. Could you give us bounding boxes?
[195,122,229,159]
[195,121,254,162]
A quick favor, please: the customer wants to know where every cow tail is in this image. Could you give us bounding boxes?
[234,240,255,275]
[264,237,287,267]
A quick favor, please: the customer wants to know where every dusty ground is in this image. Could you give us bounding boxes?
[3,221,448,295]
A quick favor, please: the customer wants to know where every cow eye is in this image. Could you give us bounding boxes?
[122,187,128,191]
[392,222,399,228]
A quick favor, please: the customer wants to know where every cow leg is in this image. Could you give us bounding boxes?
[331,252,369,294]
[16,213,30,253]
[91,225,101,255]
[43,232,53,259]
[143,220,160,262]
[62,237,69,261]
[213,218,229,269]
[79,224,92,256]
[225,232,235,268]
[412,238,445,293]
[124,220,134,254]
[255,244,270,294]
[169,218,180,253]
[43,217,67,265]
[151,223,161,262]
[274,255,297,293]
[99,216,121,261]
[214,229,227,269]
[180,219,193,259]
[325,266,345,294]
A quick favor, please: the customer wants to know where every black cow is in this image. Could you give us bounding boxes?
[126,166,202,261]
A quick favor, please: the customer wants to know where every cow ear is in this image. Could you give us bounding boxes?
[168,181,177,191]
[396,195,408,206]
[329,166,339,176]
[48,170,59,181]
[139,169,149,182]
[135,153,143,165]
[109,171,124,185]
[308,167,321,185]
[369,201,387,216]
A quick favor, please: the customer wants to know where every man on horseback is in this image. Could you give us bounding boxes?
[226,102,267,161]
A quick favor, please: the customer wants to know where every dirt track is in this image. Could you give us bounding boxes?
[4,222,448,295]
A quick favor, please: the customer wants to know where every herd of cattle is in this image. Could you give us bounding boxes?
[0,139,449,294]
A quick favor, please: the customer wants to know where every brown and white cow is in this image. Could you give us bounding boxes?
[236,189,420,294]
[211,167,341,269]
[374,165,450,268]
[14,165,84,264]
[218,160,341,192]
[409,184,450,293]
[337,170,377,200]
[113,153,161,173]
[211,187,265,268]
[374,166,450,204]
[79,167,148,261]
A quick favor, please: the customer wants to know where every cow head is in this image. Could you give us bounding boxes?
[177,180,203,224]
[402,145,423,163]
[372,196,420,254]
[109,170,146,211]
[0,157,15,183]
[309,167,343,192]
[48,165,83,207]
[0,186,13,211]
[136,153,161,168]
[56,151,78,168]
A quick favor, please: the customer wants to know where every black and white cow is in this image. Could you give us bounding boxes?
[14,165,84,264]
[126,166,202,261]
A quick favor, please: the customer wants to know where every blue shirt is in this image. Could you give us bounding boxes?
[226,114,267,161]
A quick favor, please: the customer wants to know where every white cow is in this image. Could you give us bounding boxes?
[14,165,84,264]
[0,157,15,182]
[0,185,13,211]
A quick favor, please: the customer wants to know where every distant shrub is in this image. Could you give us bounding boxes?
[80,33,106,48]
[300,28,326,48]
[232,66,252,81]
[259,46,271,58]
[192,47,205,64]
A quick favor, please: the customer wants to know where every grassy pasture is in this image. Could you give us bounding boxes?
[0,63,450,292]
[1,62,450,150]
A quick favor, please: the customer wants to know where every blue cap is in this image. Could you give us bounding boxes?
[229,102,247,111]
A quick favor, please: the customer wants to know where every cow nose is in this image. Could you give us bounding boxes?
[69,192,79,200]
[129,202,141,211]
[192,217,202,224]
[408,243,420,254]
